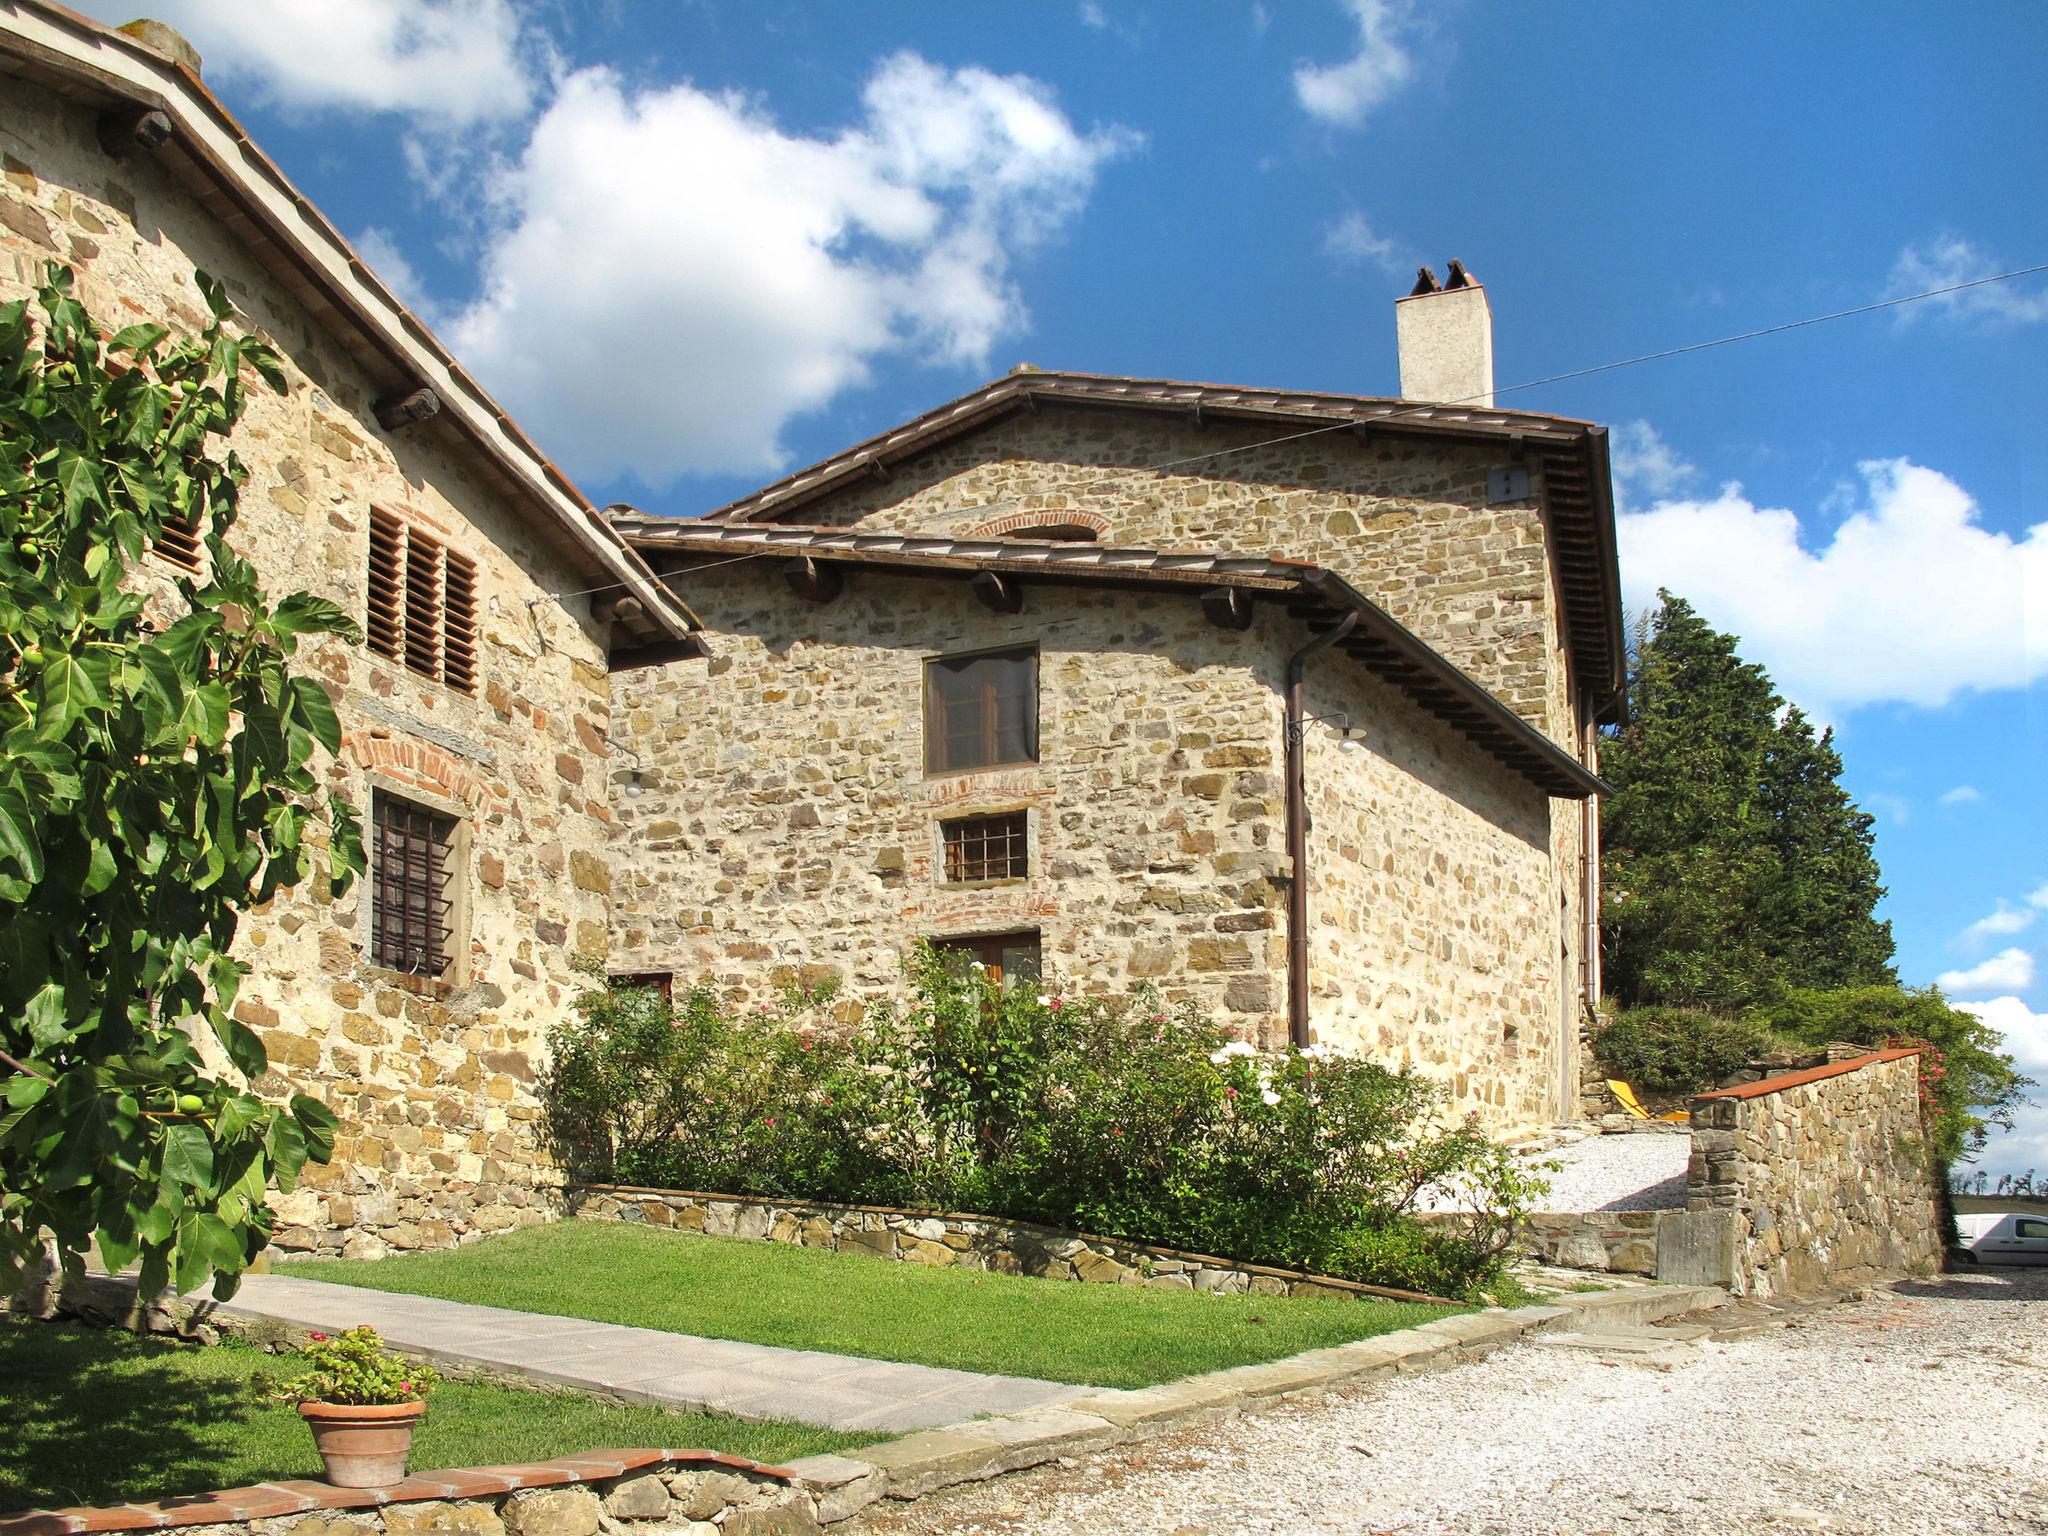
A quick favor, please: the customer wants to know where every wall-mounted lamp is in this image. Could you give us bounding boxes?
[1287,712,1363,752]
[613,742,648,798]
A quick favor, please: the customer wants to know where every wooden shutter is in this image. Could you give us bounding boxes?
[367,509,405,662]
[442,549,478,694]
[152,513,203,573]
[401,528,444,682]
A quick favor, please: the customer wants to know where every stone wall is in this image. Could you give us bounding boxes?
[610,564,1569,1122]
[1687,1050,1942,1298]
[0,1449,812,1536]
[2,91,616,1254]
[758,405,1571,743]
[1298,651,1565,1122]
[569,1184,1452,1301]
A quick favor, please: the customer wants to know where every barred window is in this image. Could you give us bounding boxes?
[371,792,457,977]
[942,811,1029,883]
[368,508,479,693]
[925,648,1037,773]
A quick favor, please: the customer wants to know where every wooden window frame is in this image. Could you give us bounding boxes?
[610,970,674,1004]
[924,646,1038,776]
[366,508,480,694]
[369,788,464,980]
[931,930,1042,989]
[941,810,1030,884]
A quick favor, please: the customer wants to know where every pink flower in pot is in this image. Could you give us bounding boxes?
[257,1325,437,1488]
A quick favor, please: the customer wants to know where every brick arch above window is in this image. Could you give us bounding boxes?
[343,730,487,815]
[965,508,1109,543]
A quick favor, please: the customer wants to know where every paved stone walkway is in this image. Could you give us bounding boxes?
[209,1273,1085,1434]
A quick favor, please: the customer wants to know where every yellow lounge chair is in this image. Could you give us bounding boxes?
[1606,1078,1691,1123]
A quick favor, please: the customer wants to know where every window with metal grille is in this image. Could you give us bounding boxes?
[371,792,458,977]
[925,648,1037,774]
[366,508,479,693]
[151,513,203,573]
[942,811,1029,883]
[610,971,674,1003]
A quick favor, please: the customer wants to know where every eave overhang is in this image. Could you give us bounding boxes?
[613,518,1609,801]
[0,0,694,647]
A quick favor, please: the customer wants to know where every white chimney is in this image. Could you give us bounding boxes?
[1395,260,1493,407]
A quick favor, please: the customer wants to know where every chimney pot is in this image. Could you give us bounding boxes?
[1396,260,1494,407]
[117,19,203,76]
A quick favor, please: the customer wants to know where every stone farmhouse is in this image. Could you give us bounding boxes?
[1,7,1623,1257]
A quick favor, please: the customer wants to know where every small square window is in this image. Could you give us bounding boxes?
[942,811,1029,883]
[371,791,458,977]
[926,648,1037,773]
[610,970,674,1003]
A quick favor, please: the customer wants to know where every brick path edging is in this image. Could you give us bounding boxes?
[3,1284,1728,1535]
[0,1449,794,1536]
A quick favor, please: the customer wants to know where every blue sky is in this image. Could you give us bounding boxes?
[88,1,2047,1173]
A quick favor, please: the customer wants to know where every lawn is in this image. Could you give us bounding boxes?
[285,1221,1465,1389]
[0,1318,870,1514]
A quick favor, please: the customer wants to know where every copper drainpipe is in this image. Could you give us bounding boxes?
[1284,610,1359,1048]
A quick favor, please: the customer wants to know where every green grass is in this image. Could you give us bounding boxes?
[285,1221,1464,1389]
[0,1318,870,1514]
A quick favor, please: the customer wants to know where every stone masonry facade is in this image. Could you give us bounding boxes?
[609,561,1573,1127]
[1688,1050,1942,1297]
[2,89,619,1255]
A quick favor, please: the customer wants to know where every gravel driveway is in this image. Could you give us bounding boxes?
[855,1268,2048,1536]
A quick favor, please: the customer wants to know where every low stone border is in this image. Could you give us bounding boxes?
[1,1281,1728,1535]
[0,1449,801,1536]
[569,1185,1456,1304]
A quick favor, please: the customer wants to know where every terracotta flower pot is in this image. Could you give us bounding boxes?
[298,1399,427,1487]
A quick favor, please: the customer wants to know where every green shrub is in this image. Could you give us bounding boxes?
[543,950,1543,1299]
[1590,1006,1779,1093]
[1743,984,2031,1165]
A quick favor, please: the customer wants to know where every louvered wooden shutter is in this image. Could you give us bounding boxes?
[152,513,203,573]
[367,509,405,662]
[442,550,478,694]
[402,529,444,682]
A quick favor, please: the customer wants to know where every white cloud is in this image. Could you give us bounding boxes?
[1938,948,2038,997]
[446,54,1133,483]
[1888,233,2048,331]
[1294,0,1421,128]
[1619,458,2048,715]
[1957,904,2037,947]
[1938,784,1984,806]
[1862,791,1910,828]
[2029,882,2048,910]
[1609,420,1698,511]
[1322,212,1406,273]
[1955,995,2048,1178]
[112,0,537,125]
[352,227,434,317]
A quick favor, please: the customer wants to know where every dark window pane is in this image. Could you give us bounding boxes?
[926,649,1038,772]
[371,792,458,977]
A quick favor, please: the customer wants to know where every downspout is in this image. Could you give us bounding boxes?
[1284,610,1359,1048]
[1581,709,1603,1013]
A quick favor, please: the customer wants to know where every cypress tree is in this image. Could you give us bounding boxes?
[1599,593,1895,1010]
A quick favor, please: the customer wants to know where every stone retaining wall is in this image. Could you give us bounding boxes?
[0,1450,805,1536]
[1688,1049,1942,1298]
[568,1185,1449,1302]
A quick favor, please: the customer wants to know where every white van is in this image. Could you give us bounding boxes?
[1953,1212,2048,1265]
